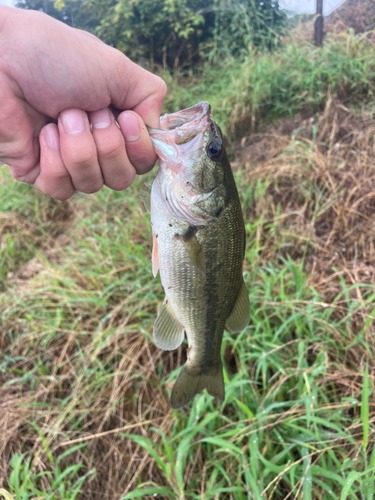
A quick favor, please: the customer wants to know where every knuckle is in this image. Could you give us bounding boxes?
[78,180,103,194]
[7,148,39,180]
[49,171,70,181]
[10,161,39,183]
[50,190,74,201]
[63,143,97,169]
[154,76,168,98]
[96,138,124,161]
[74,151,97,168]
[106,170,136,191]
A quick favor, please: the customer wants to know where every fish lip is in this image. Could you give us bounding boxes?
[148,101,211,135]
[148,102,212,165]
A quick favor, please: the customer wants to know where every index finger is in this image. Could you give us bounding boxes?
[107,53,167,128]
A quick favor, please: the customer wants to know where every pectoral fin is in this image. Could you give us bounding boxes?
[153,299,185,351]
[225,279,250,333]
[175,226,205,275]
[152,234,159,278]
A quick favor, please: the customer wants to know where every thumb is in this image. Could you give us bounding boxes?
[106,50,167,129]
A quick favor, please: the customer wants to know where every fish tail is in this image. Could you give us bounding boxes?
[170,362,224,409]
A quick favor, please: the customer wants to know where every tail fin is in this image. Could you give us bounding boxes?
[170,362,224,409]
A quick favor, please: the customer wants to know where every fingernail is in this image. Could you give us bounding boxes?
[119,112,141,142]
[43,124,60,149]
[91,108,112,129]
[61,109,85,134]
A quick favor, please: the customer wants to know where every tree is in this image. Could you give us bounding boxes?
[315,0,324,46]
[16,0,98,31]
[87,0,287,68]
[16,0,287,69]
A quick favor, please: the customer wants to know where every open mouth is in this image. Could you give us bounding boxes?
[148,102,212,151]
[159,102,211,132]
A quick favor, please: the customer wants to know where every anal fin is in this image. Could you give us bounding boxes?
[225,278,250,333]
[153,298,185,351]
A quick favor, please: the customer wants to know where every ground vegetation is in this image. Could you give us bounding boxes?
[1,13,375,500]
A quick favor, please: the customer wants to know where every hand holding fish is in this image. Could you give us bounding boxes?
[0,5,167,200]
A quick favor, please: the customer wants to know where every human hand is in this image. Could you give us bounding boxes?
[0,6,167,200]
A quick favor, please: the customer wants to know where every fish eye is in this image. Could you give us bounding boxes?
[207,140,222,160]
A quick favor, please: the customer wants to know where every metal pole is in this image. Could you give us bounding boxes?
[315,0,324,46]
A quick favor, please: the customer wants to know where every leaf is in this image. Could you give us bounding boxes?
[201,437,242,456]
[234,398,255,419]
[122,486,177,499]
[302,446,312,500]
[340,471,360,500]
[361,363,370,451]
[123,435,167,476]
[0,489,15,500]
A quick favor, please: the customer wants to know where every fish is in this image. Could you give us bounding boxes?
[148,101,249,409]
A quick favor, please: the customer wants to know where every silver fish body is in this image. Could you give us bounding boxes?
[149,102,249,409]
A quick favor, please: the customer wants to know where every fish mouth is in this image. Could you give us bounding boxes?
[148,102,212,168]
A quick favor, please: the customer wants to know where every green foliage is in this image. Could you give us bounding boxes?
[7,446,94,500]
[211,0,286,59]
[15,0,98,30]
[16,0,286,68]
[0,169,71,291]
[1,26,375,500]
[1,164,375,498]
[91,0,286,67]
[164,28,375,137]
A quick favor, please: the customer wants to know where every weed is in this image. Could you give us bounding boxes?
[164,28,375,138]
[1,23,375,500]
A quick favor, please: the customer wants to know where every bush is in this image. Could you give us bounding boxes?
[17,0,286,69]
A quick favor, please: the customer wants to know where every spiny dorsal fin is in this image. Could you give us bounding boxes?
[225,279,250,333]
[153,298,185,351]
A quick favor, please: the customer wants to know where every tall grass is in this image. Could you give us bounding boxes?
[164,29,375,136]
[1,24,375,500]
[1,158,374,498]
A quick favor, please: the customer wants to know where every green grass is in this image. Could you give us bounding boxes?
[0,171,72,290]
[1,153,374,499]
[164,29,375,138]
[1,25,375,500]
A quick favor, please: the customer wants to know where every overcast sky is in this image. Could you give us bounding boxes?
[0,0,347,14]
[280,0,346,15]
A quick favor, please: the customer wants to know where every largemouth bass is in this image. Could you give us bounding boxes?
[149,102,249,409]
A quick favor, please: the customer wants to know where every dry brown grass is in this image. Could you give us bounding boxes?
[239,97,375,400]
[240,96,375,297]
[1,93,375,499]
[0,188,189,498]
[290,0,375,44]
